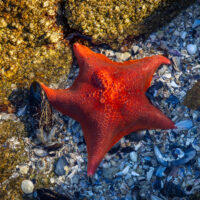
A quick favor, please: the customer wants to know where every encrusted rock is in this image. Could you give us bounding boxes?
[183,81,200,110]
[0,120,28,184]
[65,0,195,49]
[0,0,72,112]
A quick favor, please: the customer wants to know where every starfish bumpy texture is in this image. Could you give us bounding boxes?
[40,43,176,176]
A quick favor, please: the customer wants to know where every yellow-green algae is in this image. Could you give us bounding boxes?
[65,0,195,49]
[0,120,56,199]
[0,0,72,111]
[0,177,24,200]
[0,120,28,199]
[183,81,200,110]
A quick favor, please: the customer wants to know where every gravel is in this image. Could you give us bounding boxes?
[1,1,200,200]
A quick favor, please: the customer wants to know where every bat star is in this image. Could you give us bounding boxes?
[39,43,176,176]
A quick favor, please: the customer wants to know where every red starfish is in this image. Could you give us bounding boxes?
[39,43,176,176]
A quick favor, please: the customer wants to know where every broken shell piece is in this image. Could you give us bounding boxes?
[154,145,196,167]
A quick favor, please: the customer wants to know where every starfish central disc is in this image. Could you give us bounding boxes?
[91,70,126,106]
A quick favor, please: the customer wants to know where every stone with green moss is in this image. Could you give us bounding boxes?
[0,0,72,111]
[183,81,200,110]
[65,0,195,49]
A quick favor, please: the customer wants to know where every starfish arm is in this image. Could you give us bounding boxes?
[73,43,115,73]
[140,55,171,91]
[40,83,85,120]
[81,120,114,176]
[123,55,171,91]
[131,97,176,131]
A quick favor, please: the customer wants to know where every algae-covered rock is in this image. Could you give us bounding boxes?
[0,120,28,199]
[0,120,28,184]
[0,0,72,111]
[0,176,24,200]
[183,81,200,110]
[65,0,195,49]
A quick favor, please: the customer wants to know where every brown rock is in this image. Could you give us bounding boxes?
[183,81,200,110]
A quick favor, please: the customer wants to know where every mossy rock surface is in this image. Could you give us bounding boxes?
[65,0,195,49]
[0,0,72,112]
[183,81,200,110]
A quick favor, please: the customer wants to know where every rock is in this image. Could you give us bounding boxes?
[161,182,186,197]
[166,94,180,105]
[121,166,130,175]
[175,120,193,130]
[187,44,197,55]
[21,180,34,194]
[132,45,139,54]
[36,188,73,200]
[180,31,187,39]
[192,19,200,28]
[130,151,138,162]
[19,165,29,175]
[173,30,180,36]
[0,0,72,111]
[115,52,131,61]
[34,148,48,157]
[171,80,180,88]
[65,0,195,49]
[155,166,167,177]
[55,156,69,176]
[103,167,118,179]
[0,17,7,28]
[146,167,154,181]
[183,81,200,110]
[151,195,163,200]
[0,120,28,184]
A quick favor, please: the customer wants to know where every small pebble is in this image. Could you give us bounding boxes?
[192,19,200,28]
[171,80,180,88]
[187,44,197,55]
[146,167,154,181]
[55,156,68,176]
[155,166,166,177]
[151,195,163,200]
[130,151,137,162]
[103,167,118,179]
[131,171,140,176]
[19,165,29,175]
[115,52,131,61]
[21,180,34,194]
[180,31,187,39]
[122,166,130,175]
[132,45,139,54]
[173,30,179,36]
[175,120,193,130]
[34,148,48,157]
